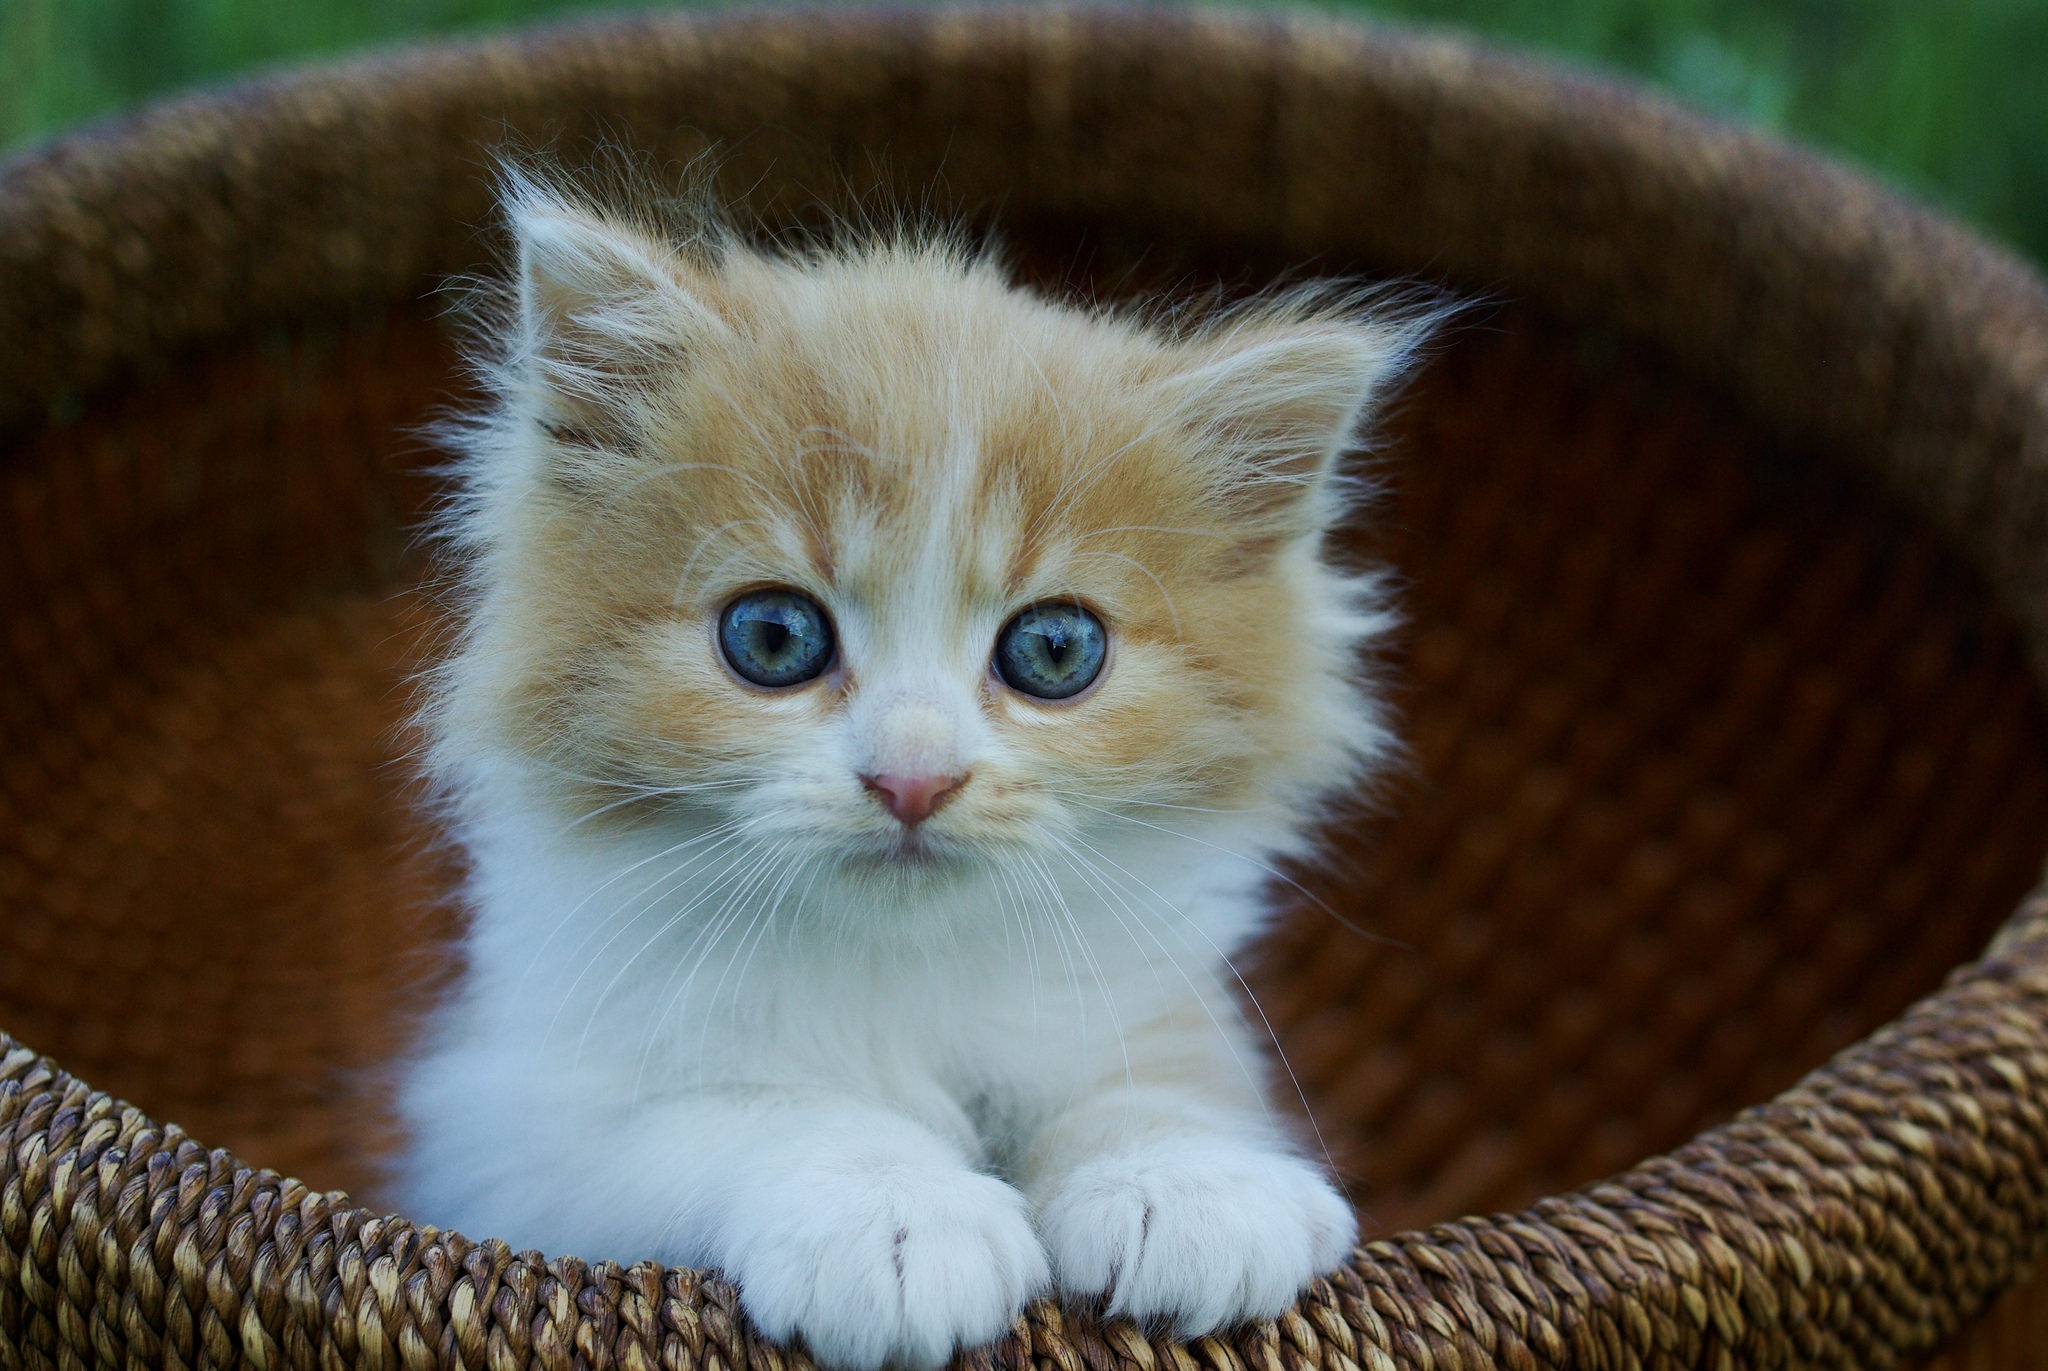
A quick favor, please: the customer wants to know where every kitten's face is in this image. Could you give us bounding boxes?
[452,192,1411,883]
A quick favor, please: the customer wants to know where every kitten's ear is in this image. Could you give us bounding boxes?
[1160,314,1417,533]
[508,187,725,455]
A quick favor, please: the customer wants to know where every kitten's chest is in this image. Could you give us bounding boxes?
[740,927,1213,1100]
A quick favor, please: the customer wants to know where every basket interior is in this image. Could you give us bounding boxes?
[2,227,2044,1241]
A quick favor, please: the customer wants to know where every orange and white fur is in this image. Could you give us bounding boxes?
[399,174,1431,1370]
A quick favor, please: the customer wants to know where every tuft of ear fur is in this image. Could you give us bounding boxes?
[1158,292,1441,534]
[505,171,728,460]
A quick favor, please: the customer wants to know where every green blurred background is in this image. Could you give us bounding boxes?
[4,0,2046,266]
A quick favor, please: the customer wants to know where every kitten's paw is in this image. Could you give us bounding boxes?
[728,1164,1049,1370]
[1037,1141,1356,1335]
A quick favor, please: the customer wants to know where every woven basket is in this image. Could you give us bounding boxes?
[6,7,2048,1368]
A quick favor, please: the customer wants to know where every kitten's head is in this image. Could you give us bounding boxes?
[433,175,1433,894]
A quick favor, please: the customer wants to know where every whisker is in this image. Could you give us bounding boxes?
[1022,850,1133,1101]
[514,814,755,1000]
[1070,524,1231,543]
[1065,548,1183,636]
[557,821,773,1057]
[630,838,803,1101]
[670,517,781,601]
[1038,788,1257,816]
[1062,828,1340,1177]
[1059,796,1412,951]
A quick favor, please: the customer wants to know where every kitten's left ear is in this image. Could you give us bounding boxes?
[507,182,727,458]
[1160,315,1418,533]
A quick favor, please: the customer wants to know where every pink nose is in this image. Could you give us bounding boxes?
[862,771,968,826]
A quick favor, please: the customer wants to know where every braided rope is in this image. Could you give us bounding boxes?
[6,921,2048,1368]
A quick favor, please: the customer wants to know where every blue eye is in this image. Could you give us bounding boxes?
[995,603,1107,700]
[719,589,835,688]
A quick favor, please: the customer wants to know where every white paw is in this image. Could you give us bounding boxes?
[1037,1141,1356,1336]
[726,1163,1049,1370]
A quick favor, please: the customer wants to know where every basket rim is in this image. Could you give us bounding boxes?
[3,8,2048,1369]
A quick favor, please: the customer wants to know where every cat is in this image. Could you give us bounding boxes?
[397,167,1436,1371]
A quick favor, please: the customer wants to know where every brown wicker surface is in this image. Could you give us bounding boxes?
[5,8,2048,1369]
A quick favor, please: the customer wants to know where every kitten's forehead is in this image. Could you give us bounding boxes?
[670,269,1212,634]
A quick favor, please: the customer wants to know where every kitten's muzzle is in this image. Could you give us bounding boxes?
[861,771,969,827]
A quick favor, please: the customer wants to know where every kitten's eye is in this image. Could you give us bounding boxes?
[719,589,836,688]
[994,603,1107,700]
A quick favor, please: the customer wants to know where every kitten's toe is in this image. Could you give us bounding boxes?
[1037,1142,1356,1336]
[730,1165,1049,1370]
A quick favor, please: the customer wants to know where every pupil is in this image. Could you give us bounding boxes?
[760,620,791,656]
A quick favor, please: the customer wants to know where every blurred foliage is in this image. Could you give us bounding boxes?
[1362,0,2048,264]
[3,0,2045,264]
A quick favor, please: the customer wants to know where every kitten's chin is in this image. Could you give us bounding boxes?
[829,825,1006,886]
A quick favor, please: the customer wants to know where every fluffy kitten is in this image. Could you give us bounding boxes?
[399,171,1431,1370]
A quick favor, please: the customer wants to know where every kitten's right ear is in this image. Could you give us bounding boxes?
[508,186,725,457]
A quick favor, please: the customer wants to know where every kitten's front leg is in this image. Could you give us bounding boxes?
[683,1092,1049,1370]
[1022,1053,1356,1334]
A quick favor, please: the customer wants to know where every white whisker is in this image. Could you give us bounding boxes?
[1060,796,1411,951]
[1063,829,1341,1178]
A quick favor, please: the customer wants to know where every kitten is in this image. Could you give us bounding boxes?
[398,169,1433,1371]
